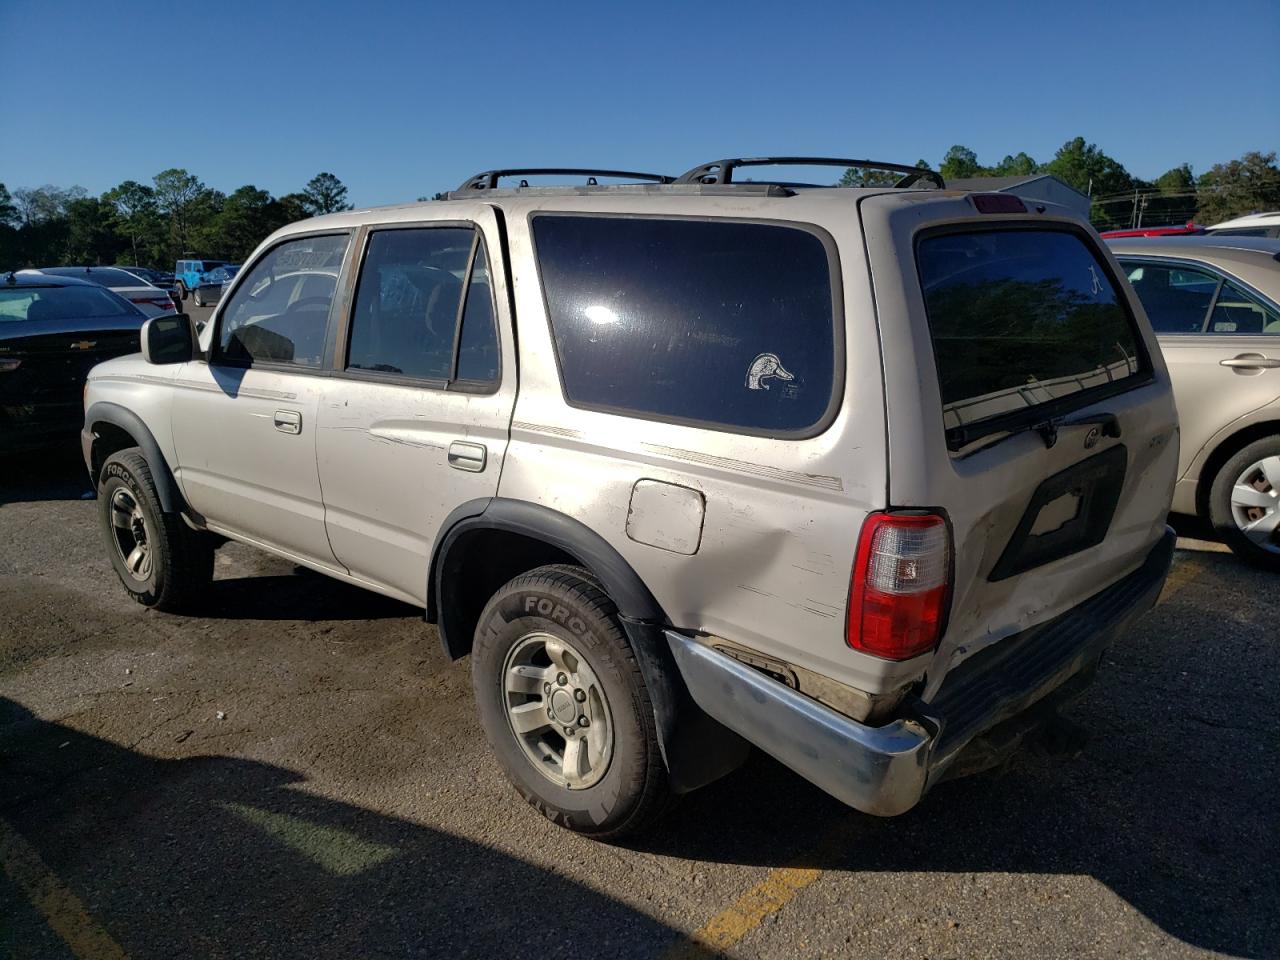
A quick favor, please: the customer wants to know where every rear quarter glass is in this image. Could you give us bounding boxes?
[915,226,1150,443]
[531,213,841,437]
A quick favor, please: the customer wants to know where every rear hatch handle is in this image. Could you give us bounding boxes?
[1033,412,1121,449]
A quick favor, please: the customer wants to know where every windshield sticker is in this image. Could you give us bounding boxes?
[1088,264,1104,296]
[746,352,794,391]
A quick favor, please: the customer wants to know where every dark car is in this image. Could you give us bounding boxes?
[1,272,150,452]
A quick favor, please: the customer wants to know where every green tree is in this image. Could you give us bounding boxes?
[991,152,1038,177]
[302,172,352,215]
[939,145,982,180]
[0,183,16,227]
[103,180,159,266]
[12,185,86,225]
[65,197,123,264]
[153,168,206,253]
[275,192,311,224]
[212,186,279,261]
[1196,151,1280,225]
[1044,137,1132,198]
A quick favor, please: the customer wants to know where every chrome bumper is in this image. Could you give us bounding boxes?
[667,526,1176,817]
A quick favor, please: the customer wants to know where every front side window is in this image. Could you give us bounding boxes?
[533,215,837,434]
[216,233,348,367]
[918,229,1146,439]
[1210,280,1280,334]
[1122,260,1219,333]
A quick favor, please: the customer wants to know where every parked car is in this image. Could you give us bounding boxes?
[20,266,178,318]
[1100,223,1204,239]
[1,272,149,452]
[82,158,1178,838]
[192,264,240,307]
[1204,211,1280,238]
[175,259,229,301]
[118,266,181,309]
[1106,235,1280,566]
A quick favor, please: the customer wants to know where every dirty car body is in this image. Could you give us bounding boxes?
[81,162,1179,833]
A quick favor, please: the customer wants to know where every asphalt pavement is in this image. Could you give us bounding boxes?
[1,390,1277,959]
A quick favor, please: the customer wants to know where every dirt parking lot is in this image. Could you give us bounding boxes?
[2,371,1277,958]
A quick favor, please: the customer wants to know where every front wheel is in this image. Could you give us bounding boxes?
[471,565,670,838]
[97,448,214,610]
[1208,436,1280,570]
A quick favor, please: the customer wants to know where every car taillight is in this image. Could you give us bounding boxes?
[970,193,1026,214]
[847,512,952,661]
[0,358,21,373]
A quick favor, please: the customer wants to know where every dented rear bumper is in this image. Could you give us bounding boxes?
[667,526,1176,816]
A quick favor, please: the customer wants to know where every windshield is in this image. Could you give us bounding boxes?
[0,285,137,321]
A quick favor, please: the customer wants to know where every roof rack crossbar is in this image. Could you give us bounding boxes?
[456,168,675,192]
[674,157,945,190]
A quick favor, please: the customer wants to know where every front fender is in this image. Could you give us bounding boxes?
[83,401,186,514]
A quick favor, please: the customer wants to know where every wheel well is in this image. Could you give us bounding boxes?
[1196,419,1280,515]
[435,529,578,660]
[88,421,138,486]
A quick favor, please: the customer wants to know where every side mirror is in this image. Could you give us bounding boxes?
[141,313,198,364]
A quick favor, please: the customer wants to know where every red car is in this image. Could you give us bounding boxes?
[1100,223,1205,239]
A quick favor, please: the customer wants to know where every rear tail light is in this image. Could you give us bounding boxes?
[847,512,952,661]
[970,193,1026,214]
[0,358,21,373]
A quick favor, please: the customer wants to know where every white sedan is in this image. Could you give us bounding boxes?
[20,266,179,317]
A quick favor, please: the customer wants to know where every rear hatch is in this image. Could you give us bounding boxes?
[860,193,1179,696]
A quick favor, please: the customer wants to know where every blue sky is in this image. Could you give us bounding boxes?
[3,0,1277,207]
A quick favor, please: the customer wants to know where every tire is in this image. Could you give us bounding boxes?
[176,282,188,301]
[193,287,205,307]
[97,448,214,611]
[471,564,670,838]
[1207,435,1280,570]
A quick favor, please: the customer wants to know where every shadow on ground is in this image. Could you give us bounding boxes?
[0,698,685,959]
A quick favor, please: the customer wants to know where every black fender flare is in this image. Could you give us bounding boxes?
[83,401,186,514]
[429,497,748,793]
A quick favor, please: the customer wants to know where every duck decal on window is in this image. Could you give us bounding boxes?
[745,352,794,391]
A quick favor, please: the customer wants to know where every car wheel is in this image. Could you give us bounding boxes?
[471,564,670,838]
[193,288,205,307]
[1208,436,1280,570]
[98,448,214,611]
[176,282,188,301]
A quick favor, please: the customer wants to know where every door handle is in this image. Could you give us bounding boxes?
[448,441,487,473]
[1220,354,1280,370]
[273,409,302,434]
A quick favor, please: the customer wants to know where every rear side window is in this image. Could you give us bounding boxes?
[1210,280,1280,334]
[533,215,838,435]
[1123,261,1218,333]
[917,229,1146,440]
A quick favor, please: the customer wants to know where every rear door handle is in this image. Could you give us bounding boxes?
[448,441,487,472]
[273,409,302,434]
[1220,354,1280,370]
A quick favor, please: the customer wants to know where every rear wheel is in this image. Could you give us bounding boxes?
[1208,436,1280,570]
[471,564,669,838]
[97,448,214,610]
[176,282,188,301]
[193,287,206,307]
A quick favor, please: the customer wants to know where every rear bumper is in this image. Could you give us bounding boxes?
[668,526,1176,816]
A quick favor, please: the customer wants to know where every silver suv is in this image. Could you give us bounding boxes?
[82,158,1180,838]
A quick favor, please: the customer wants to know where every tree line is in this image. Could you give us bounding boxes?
[3,140,1278,271]
[842,139,1279,230]
[0,171,352,271]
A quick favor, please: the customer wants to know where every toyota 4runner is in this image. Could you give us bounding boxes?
[82,158,1179,838]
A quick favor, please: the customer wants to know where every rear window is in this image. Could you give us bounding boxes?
[533,215,838,435]
[42,267,150,288]
[917,229,1146,440]
[0,285,137,322]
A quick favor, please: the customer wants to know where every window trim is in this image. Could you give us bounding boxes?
[333,220,502,395]
[208,229,353,376]
[1116,254,1280,336]
[914,222,1156,453]
[527,211,846,440]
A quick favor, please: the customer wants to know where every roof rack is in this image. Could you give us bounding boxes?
[674,157,945,190]
[455,168,675,192]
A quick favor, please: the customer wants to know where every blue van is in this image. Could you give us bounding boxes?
[174,259,228,300]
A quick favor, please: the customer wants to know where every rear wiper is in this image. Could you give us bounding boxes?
[947,412,1121,452]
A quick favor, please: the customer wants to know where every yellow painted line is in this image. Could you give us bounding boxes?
[1159,555,1205,603]
[664,865,823,958]
[0,816,129,960]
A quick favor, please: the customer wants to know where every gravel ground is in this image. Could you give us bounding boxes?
[1,441,1276,960]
